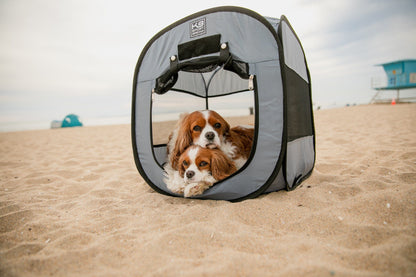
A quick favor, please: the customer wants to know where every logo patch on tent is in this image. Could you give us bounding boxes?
[190,17,206,38]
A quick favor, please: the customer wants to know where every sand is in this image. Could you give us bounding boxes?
[1,104,415,276]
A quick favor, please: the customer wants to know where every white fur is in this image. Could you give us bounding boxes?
[194,111,221,149]
[219,140,237,159]
[163,163,186,195]
[233,157,247,169]
[237,125,254,130]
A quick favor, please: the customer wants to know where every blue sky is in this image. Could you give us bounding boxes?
[1,0,415,131]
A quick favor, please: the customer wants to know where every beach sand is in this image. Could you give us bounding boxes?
[1,104,415,276]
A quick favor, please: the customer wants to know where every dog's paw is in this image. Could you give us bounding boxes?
[184,182,211,197]
[165,170,186,195]
[184,183,204,197]
[168,184,185,194]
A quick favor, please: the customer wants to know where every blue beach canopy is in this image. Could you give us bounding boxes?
[61,114,83,128]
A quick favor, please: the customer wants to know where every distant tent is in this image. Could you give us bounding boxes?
[61,114,83,128]
[50,120,62,129]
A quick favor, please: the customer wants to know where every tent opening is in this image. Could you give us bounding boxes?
[151,65,256,168]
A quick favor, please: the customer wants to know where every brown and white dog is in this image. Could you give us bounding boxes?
[164,145,237,197]
[167,110,254,170]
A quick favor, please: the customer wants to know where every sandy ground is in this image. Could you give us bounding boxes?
[0,104,415,276]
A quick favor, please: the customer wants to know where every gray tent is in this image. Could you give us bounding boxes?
[132,6,315,201]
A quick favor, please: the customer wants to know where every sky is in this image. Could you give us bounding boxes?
[1,0,416,131]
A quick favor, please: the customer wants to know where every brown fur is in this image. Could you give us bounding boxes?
[178,146,237,182]
[210,148,237,180]
[226,126,255,160]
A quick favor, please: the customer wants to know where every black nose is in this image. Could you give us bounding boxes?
[205,131,215,140]
[186,171,195,179]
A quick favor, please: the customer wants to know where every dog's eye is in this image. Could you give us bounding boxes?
[183,161,188,166]
[213,123,221,129]
[193,125,201,132]
[199,161,208,167]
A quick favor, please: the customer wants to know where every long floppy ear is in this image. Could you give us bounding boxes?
[170,115,192,169]
[167,112,189,156]
[177,154,186,178]
[211,150,237,181]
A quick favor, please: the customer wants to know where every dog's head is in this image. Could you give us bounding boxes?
[178,145,236,184]
[170,110,230,169]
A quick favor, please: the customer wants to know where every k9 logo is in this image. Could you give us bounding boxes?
[190,17,206,38]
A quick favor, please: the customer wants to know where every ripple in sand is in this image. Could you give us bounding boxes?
[0,210,33,233]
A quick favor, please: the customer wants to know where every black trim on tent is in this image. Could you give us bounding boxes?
[132,6,289,201]
[277,15,290,192]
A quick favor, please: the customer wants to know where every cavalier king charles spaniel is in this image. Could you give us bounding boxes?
[164,145,237,197]
[167,110,254,171]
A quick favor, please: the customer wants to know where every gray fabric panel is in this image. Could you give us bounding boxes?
[281,21,309,83]
[172,67,249,97]
[135,80,169,192]
[286,135,314,188]
[173,71,206,95]
[264,168,286,193]
[153,146,168,167]
[207,68,249,96]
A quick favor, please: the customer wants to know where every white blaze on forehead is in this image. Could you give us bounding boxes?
[201,110,210,121]
[187,147,199,164]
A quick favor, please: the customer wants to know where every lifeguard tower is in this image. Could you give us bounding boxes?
[371,59,416,103]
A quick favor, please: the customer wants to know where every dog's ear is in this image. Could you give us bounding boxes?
[211,150,237,181]
[170,115,192,169]
[177,155,186,178]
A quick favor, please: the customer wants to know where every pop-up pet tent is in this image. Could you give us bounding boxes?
[132,6,315,201]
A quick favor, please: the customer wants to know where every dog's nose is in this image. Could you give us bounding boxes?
[205,131,215,141]
[186,171,195,179]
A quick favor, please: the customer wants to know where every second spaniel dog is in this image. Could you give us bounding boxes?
[164,145,237,197]
[167,110,254,170]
